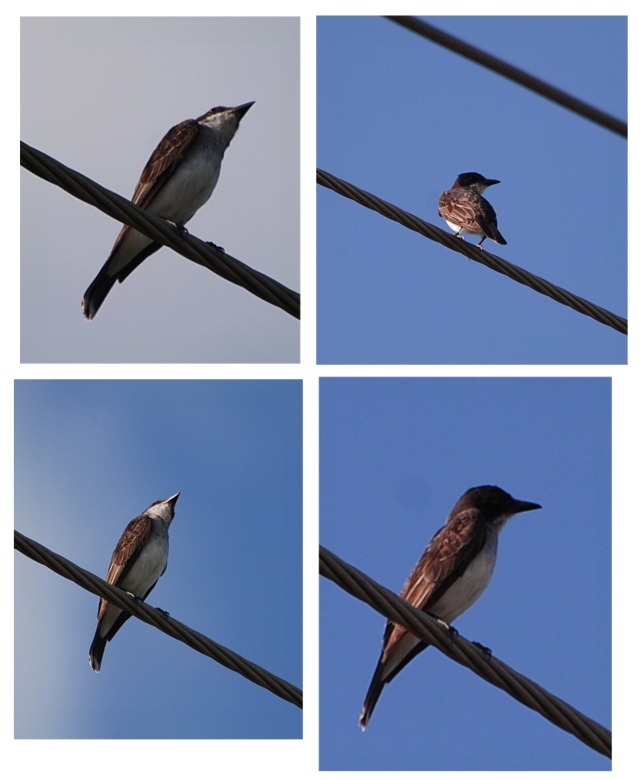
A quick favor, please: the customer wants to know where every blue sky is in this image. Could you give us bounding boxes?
[320,377,611,770]
[14,380,301,739]
[317,16,627,364]
[20,17,299,363]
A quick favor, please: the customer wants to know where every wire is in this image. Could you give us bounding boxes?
[386,16,627,138]
[20,141,300,320]
[317,168,627,335]
[15,529,302,709]
[320,545,611,758]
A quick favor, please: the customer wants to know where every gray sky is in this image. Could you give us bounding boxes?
[21,17,299,362]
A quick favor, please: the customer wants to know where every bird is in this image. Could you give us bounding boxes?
[88,492,180,672]
[359,485,540,730]
[82,102,254,319]
[438,172,507,247]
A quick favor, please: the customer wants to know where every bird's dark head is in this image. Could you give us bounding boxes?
[454,172,501,193]
[455,485,541,527]
[197,102,254,133]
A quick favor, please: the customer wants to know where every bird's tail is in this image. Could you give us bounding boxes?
[88,630,107,672]
[487,224,507,245]
[359,663,386,731]
[82,237,161,320]
[82,270,117,320]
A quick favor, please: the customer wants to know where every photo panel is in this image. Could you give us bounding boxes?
[14,379,302,739]
[317,16,627,364]
[21,17,300,363]
[320,376,611,770]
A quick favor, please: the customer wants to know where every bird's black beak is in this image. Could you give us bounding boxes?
[234,101,255,118]
[513,499,541,514]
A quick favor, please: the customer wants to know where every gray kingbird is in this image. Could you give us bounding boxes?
[359,485,540,730]
[82,102,254,319]
[88,492,180,672]
[438,172,507,247]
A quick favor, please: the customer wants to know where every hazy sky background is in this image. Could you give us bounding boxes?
[14,380,301,739]
[21,17,299,362]
[320,377,611,771]
[317,16,627,364]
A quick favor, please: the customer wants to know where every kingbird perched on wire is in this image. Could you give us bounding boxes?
[82,103,254,319]
[438,172,507,247]
[359,485,540,730]
[89,492,180,672]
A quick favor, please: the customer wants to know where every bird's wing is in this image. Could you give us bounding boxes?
[104,514,152,586]
[130,119,199,208]
[438,190,487,232]
[474,198,502,238]
[380,509,487,664]
[96,514,152,623]
[103,119,200,265]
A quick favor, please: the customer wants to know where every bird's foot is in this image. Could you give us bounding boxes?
[432,615,458,638]
[472,640,492,658]
[166,221,188,235]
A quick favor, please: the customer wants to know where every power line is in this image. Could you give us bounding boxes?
[386,16,627,138]
[20,141,300,319]
[320,544,611,758]
[15,529,302,709]
[317,168,626,335]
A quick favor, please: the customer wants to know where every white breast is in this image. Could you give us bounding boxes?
[119,529,169,595]
[430,533,499,623]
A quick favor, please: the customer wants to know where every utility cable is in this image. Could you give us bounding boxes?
[320,545,611,758]
[386,16,627,138]
[20,141,300,320]
[15,529,302,709]
[317,168,626,335]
